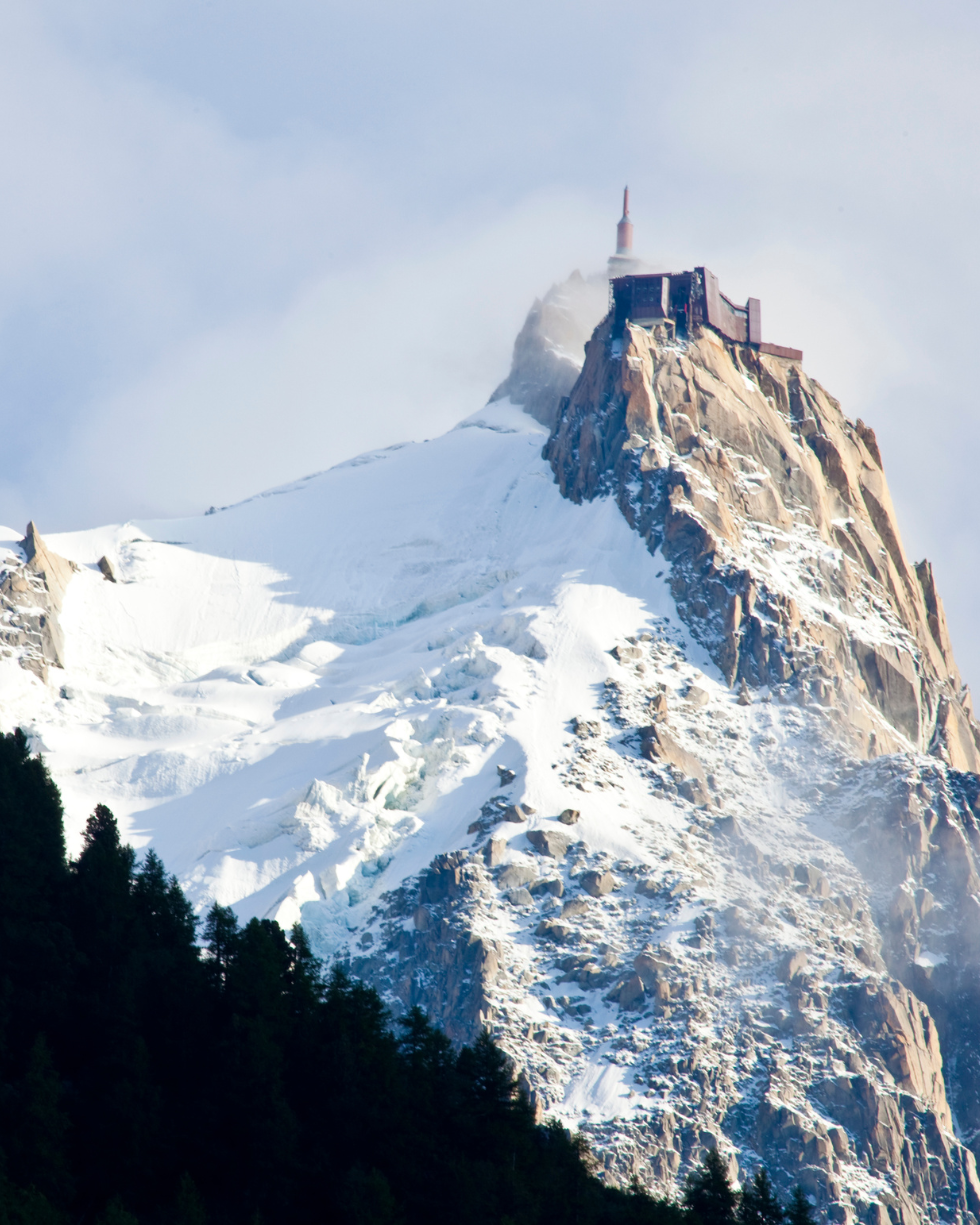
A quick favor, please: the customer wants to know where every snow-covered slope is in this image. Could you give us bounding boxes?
[5,290,980,1225]
[1,402,689,929]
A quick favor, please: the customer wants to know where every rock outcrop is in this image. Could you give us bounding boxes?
[544,319,980,771]
[0,522,76,679]
[351,851,505,1043]
[821,757,980,1163]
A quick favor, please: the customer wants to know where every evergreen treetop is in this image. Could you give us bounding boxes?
[684,1148,739,1225]
[786,1186,818,1225]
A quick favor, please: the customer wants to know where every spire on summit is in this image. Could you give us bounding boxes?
[608,186,641,276]
[616,186,633,256]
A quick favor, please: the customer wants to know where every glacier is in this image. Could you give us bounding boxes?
[1,402,700,935]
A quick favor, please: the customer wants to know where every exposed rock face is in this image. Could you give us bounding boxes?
[351,851,505,1044]
[0,523,76,679]
[367,719,980,1224]
[505,306,980,1218]
[821,758,980,1165]
[544,320,980,771]
[441,298,980,1220]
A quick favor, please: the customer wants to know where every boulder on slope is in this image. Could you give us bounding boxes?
[639,725,706,780]
[526,829,573,860]
[580,870,616,897]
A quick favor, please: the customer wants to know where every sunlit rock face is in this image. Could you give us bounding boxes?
[0,523,77,681]
[544,316,979,773]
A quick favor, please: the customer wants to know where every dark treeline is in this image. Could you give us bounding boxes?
[0,729,818,1225]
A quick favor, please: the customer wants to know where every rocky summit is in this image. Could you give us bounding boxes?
[2,271,980,1225]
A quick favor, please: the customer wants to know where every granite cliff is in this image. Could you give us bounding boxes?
[543,315,979,772]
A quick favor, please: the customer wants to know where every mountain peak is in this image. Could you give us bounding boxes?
[4,265,980,1223]
[510,275,978,772]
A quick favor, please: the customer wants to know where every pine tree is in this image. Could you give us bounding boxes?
[0,730,66,920]
[684,1149,739,1225]
[129,849,205,1106]
[398,1006,454,1078]
[202,905,238,985]
[285,925,322,1019]
[224,918,294,1028]
[739,1168,783,1225]
[132,852,196,954]
[70,804,136,974]
[341,1167,397,1225]
[213,918,300,1216]
[66,807,170,1211]
[0,1177,64,1225]
[786,1186,817,1225]
[457,1028,518,1111]
[0,730,71,1053]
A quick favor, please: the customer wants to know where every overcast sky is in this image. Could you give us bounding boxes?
[3,0,980,681]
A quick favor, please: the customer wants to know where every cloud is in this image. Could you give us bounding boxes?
[59,192,609,522]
